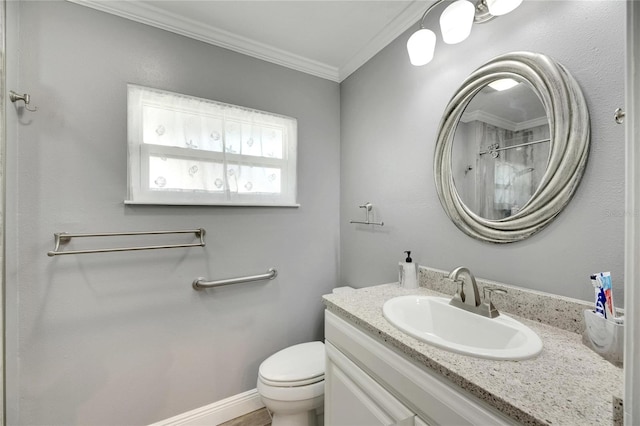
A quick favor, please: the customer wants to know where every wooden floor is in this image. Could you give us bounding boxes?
[219,408,272,426]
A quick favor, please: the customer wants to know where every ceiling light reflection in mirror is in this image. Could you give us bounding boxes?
[489,78,520,91]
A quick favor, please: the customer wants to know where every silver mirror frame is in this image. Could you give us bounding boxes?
[434,52,590,243]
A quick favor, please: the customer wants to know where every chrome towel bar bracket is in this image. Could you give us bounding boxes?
[47,228,206,256]
[349,202,384,226]
[193,268,278,290]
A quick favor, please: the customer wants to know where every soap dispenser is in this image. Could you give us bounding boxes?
[399,251,418,289]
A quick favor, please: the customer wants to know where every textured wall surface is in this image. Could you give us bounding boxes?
[5,1,340,424]
[340,1,626,304]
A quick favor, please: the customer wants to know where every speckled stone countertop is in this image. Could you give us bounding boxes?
[323,275,623,425]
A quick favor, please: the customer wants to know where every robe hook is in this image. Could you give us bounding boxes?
[9,90,37,112]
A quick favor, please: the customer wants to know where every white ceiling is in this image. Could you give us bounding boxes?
[68,0,427,82]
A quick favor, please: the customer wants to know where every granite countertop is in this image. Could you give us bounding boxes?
[323,283,623,426]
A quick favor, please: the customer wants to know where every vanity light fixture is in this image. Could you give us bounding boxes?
[407,0,523,66]
[440,0,476,44]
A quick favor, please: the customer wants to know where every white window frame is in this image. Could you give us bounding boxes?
[126,84,298,206]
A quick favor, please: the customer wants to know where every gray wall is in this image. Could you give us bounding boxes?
[340,1,626,305]
[5,0,627,424]
[5,1,340,424]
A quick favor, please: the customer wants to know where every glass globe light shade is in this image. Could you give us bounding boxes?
[486,0,523,16]
[440,0,475,45]
[407,28,436,66]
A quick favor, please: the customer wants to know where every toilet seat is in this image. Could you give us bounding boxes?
[259,374,324,387]
[258,341,325,388]
[257,375,325,402]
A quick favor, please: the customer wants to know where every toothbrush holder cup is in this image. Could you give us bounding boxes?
[583,310,624,366]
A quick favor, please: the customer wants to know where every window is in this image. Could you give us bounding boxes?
[126,85,298,206]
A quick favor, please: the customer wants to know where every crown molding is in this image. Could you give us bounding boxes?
[67,0,424,83]
[67,0,341,82]
[462,109,548,132]
[462,109,517,131]
[338,1,425,81]
[514,116,548,132]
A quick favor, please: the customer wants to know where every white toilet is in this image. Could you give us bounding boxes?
[257,341,325,426]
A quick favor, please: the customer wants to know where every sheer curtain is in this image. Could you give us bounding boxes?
[127,85,297,206]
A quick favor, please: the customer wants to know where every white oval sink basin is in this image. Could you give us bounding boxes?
[383,296,543,360]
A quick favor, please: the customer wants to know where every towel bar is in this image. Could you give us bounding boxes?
[193,268,277,290]
[47,229,206,256]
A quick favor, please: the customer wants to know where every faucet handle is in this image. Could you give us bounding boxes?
[483,287,507,301]
[446,278,466,303]
[481,287,507,318]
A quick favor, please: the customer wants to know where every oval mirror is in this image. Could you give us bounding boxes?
[434,52,589,243]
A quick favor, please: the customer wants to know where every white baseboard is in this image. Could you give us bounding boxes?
[150,388,266,426]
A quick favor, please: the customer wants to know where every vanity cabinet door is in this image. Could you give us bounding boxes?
[325,341,415,426]
[325,310,514,426]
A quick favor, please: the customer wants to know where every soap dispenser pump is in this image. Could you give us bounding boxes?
[399,250,418,289]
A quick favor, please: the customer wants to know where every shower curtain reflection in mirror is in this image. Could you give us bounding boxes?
[452,121,550,220]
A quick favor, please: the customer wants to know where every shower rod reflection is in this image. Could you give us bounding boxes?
[478,138,550,157]
[193,268,278,290]
[47,228,206,256]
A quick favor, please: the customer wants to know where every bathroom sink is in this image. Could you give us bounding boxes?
[382,296,543,360]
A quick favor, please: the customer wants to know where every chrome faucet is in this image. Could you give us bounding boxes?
[447,266,507,318]
[448,267,481,310]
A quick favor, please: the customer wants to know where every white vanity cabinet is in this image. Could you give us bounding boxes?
[324,311,515,426]
[325,341,416,425]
